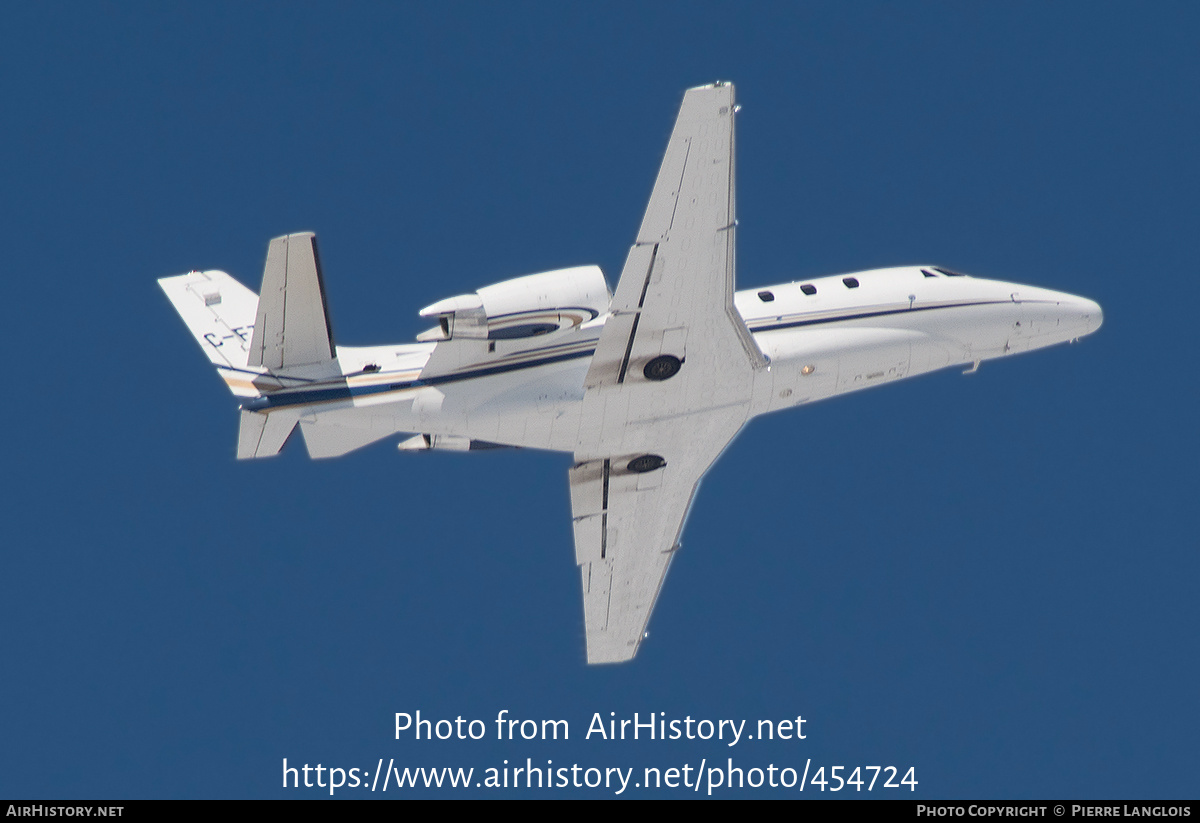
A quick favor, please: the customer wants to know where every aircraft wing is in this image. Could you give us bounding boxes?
[569,421,737,664]
[571,83,766,663]
[583,82,766,398]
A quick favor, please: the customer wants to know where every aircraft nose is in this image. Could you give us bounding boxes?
[1067,294,1102,335]
[1048,291,1102,339]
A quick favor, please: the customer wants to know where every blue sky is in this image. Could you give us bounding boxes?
[2,2,1196,799]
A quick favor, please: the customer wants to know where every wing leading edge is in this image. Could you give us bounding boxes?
[571,83,766,664]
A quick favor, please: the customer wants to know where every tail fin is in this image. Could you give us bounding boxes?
[249,232,337,370]
[161,232,339,459]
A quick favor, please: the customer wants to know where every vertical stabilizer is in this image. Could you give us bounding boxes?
[249,233,337,370]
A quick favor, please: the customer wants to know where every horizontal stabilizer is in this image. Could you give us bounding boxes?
[300,421,392,459]
[158,270,259,370]
[250,233,337,370]
[237,409,298,459]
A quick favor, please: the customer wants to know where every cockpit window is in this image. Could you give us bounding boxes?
[757,290,775,302]
[800,284,817,295]
[921,269,938,278]
[842,277,859,288]
[933,267,967,277]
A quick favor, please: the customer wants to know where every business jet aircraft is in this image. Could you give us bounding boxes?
[160,83,1102,664]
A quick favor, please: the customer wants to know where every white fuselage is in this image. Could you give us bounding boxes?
[161,81,1108,665]
[246,265,1102,456]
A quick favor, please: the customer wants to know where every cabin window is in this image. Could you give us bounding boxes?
[800,284,817,295]
[757,290,775,302]
[843,277,860,288]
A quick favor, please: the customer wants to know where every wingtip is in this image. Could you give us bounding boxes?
[156,270,203,288]
[677,83,736,120]
[266,230,317,243]
[686,80,735,94]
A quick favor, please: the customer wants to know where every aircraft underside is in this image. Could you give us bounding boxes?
[159,82,1100,664]
[250,277,1100,459]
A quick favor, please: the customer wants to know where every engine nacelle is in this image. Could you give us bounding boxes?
[417,265,610,342]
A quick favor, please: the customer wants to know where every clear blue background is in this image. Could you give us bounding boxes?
[1,2,1196,799]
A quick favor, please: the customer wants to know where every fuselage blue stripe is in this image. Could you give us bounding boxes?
[245,347,597,411]
[746,299,1012,334]
[242,298,1037,412]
